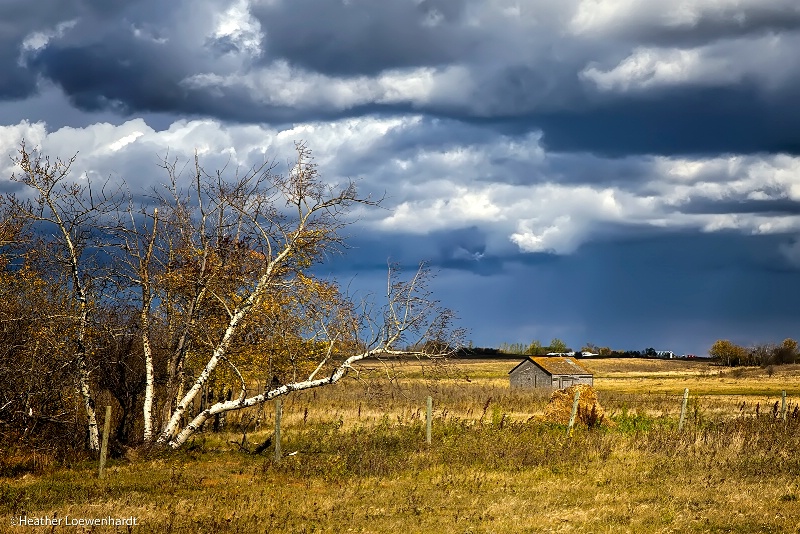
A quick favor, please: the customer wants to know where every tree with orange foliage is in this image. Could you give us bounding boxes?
[709,339,749,366]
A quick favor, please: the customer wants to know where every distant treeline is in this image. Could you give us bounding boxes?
[471,338,670,359]
[458,337,800,367]
[709,338,798,367]
[455,347,686,359]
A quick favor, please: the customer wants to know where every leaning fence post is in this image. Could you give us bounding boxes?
[274,398,282,463]
[678,388,689,432]
[567,390,581,436]
[782,390,787,422]
[426,396,432,445]
[99,405,111,479]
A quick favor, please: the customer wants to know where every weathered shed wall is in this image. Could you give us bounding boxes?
[509,360,555,389]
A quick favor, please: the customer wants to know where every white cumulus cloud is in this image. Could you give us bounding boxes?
[2,116,800,258]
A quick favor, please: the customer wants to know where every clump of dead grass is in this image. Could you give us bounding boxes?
[542,384,609,428]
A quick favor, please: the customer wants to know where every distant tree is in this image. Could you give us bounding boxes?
[749,344,775,367]
[525,339,545,355]
[611,349,641,358]
[548,338,568,353]
[778,338,798,364]
[598,346,613,356]
[748,339,798,367]
[709,339,749,366]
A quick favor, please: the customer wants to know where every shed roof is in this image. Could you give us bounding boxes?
[509,356,592,376]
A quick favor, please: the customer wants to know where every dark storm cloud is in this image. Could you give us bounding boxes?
[681,198,800,216]
[430,231,800,352]
[461,61,588,118]
[31,40,191,115]
[332,230,800,354]
[0,2,62,98]
[0,85,182,131]
[251,0,476,76]
[569,232,800,346]
[541,153,653,188]
[321,226,559,282]
[0,62,36,100]
[0,0,141,98]
[505,87,800,156]
[378,117,499,155]
[2,0,796,159]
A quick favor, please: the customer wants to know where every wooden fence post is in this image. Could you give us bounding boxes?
[274,398,282,463]
[678,388,689,432]
[426,396,432,445]
[782,390,787,422]
[99,405,111,479]
[567,390,581,436]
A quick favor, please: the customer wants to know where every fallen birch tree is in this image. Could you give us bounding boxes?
[149,142,461,448]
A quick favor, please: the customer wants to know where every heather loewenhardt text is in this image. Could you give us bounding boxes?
[12,515,139,527]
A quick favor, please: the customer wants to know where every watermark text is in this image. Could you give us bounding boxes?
[11,515,139,528]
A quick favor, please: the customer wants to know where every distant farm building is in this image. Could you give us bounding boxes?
[509,356,594,389]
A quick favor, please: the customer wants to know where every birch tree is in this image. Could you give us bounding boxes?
[153,142,362,445]
[0,197,95,450]
[109,202,160,441]
[10,143,121,451]
[153,143,463,448]
[152,153,233,436]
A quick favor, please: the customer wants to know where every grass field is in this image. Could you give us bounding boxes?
[3,357,800,533]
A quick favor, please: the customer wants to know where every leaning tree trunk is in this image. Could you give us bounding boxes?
[156,246,293,445]
[166,348,382,448]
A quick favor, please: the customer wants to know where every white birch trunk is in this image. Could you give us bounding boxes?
[63,215,99,451]
[167,349,377,448]
[156,246,293,445]
[78,344,100,451]
[29,167,103,451]
[142,327,155,441]
[141,208,158,442]
[75,282,100,451]
[156,298,254,443]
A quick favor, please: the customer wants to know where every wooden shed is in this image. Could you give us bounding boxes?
[509,356,593,389]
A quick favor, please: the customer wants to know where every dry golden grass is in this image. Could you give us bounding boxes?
[454,357,800,414]
[4,357,800,533]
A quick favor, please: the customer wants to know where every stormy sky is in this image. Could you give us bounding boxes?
[2,0,800,355]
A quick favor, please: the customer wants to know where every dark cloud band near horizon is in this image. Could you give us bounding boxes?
[1,0,800,353]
